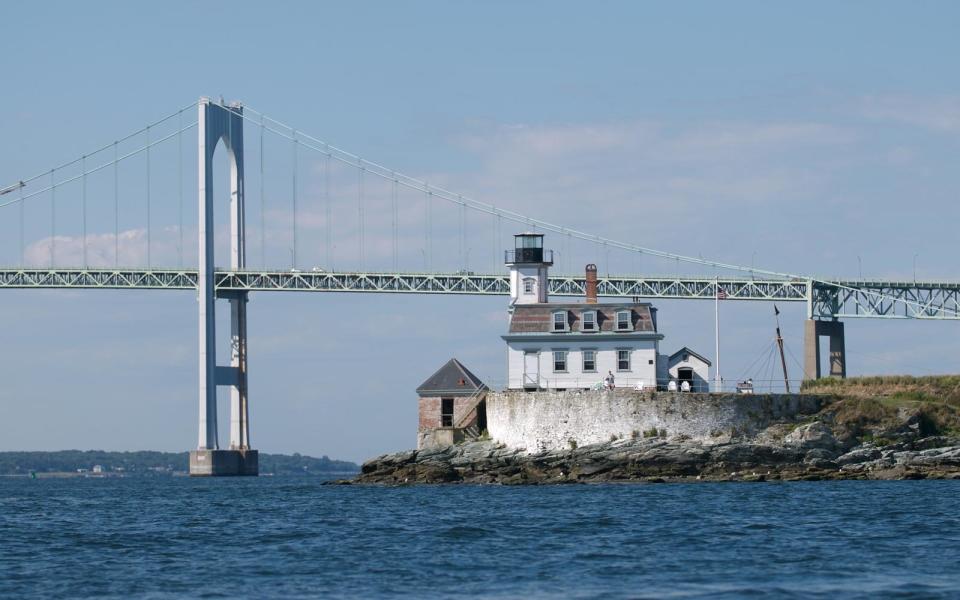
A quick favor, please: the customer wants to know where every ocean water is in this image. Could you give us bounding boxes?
[2,478,959,599]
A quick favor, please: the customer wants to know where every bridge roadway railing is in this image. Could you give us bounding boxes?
[0,268,806,299]
[0,268,958,319]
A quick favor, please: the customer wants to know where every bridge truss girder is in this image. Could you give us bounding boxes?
[810,281,960,320]
[2,268,960,320]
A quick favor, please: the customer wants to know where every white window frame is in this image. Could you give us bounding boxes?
[581,310,598,332]
[523,278,535,294]
[552,350,568,373]
[615,310,632,331]
[552,311,568,332]
[582,349,597,373]
[617,349,632,372]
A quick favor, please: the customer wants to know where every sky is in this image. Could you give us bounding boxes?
[1,1,959,462]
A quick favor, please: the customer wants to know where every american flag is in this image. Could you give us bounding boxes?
[716,286,728,300]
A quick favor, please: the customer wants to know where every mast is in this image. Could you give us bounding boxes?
[714,278,721,392]
[774,304,790,393]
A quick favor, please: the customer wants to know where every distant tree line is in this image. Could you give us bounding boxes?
[0,451,358,476]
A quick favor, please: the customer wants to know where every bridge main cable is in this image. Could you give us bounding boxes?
[223,104,957,318]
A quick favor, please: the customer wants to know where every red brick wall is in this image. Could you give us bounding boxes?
[418,396,479,430]
[419,397,441,430]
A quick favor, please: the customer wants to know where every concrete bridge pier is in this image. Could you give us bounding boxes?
[803,319,846,380]
[189,98,258,476]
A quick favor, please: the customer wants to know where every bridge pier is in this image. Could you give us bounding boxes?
[803,319,846,380]
[189,98,258,476]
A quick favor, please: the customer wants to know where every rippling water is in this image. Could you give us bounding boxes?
[2,478,959,598]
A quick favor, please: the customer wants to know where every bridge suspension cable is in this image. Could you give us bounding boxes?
[2,99,956,319]
[222,102,958,318]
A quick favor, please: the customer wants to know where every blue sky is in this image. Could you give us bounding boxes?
[1,1,959,462]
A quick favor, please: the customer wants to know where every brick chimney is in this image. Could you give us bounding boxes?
[585,264,598,304]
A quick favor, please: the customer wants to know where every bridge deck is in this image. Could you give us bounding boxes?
[1,268,958,319]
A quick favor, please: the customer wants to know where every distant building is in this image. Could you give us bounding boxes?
[415,358,488,449]
[501,233,710,391]
[92,465,103,474]
[662,347,712,392]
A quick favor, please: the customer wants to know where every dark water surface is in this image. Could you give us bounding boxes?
[2,478,959,599]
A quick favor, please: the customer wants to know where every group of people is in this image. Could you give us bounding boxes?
[599,372,694,392]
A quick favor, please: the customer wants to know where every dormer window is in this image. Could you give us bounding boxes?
[552,311,568,332]
[616,310,632,331]
[581,310,597,332]
[523,278,535,295]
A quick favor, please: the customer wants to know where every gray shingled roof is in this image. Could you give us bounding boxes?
[416,358,487,397]
[507,302,658,334]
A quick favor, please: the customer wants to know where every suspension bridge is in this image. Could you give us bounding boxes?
[2,97,956,475]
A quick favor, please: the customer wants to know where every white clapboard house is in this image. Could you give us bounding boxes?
[502,233,710,391]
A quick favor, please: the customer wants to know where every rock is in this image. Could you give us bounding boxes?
[804,448,839,463]
[348,424,960,485]
[785,422,839,451]
[836,446,882,465]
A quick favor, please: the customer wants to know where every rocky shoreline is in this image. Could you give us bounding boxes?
[338,392,960,484]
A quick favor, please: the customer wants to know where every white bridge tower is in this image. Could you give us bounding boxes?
[189,97,258,476]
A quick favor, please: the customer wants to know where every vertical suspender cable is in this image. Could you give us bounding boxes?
[391,174,398,272]
[114,142,119,266]
[496,214,502,272]
[146,126,151,267]
[428,188,433,271]
[81,155,87,267]
[324,147,331,268]
[259,115,265,269]
[423,188,429,271]
[358,164,364,271]
[50,170,55,267]
[18,184,24,266]
[178,110,184,267]
[292,131,298,268]
[458,199,464,268]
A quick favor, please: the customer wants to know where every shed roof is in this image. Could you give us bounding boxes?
[416,358,487,397]
[668,347,712,366]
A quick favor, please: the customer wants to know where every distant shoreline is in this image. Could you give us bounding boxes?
[0,450,359,477]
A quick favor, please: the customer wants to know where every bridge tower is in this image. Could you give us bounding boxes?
[803,319,846,380]
[189,98,258,476]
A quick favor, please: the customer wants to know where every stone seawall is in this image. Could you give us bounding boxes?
[486,390,825,453]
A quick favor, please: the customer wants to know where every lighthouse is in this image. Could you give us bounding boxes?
[505,233,553,305]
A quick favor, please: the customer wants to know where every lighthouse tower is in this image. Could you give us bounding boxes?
[505,233,553,305]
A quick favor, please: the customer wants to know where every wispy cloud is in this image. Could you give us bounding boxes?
[860,94,960,133]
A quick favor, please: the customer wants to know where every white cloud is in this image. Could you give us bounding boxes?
[24,226,195,268]
[860,95,960,133]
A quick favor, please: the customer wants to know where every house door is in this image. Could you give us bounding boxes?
[677,367,694,390]
[523,351,539,389]
[441,398,454,427]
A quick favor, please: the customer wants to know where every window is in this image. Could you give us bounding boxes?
[523,278,535,294]
[441,398,454,427]
[581,310,597,332]
[552,311,568,332]
[553,350,568,372]
[617,349,631,372]
[616,310,632,331]
[582,349,597,372]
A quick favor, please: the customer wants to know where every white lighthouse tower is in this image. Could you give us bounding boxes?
[505,233,553,305]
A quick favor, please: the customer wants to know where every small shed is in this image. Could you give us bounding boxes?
[667,347,711,392]
[416,358,488,448]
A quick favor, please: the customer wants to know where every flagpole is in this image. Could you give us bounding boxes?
[715,278,721,393]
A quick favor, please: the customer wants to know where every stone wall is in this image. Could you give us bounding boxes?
[486,390,825,453]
